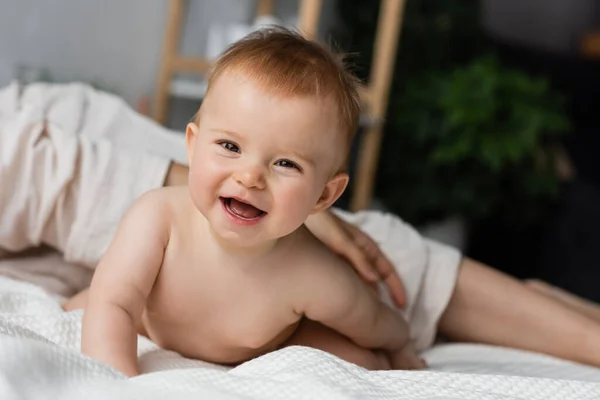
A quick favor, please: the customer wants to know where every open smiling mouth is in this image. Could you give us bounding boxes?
[220,197,267,222]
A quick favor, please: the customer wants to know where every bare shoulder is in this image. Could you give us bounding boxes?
[121,187,189,240]
[292,226,354,276]
[130,187,189,220]
[135,186,187,208]
[286,227,362,310]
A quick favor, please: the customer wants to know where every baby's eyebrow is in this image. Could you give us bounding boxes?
[210,128,243,141]
[287,150,315,166]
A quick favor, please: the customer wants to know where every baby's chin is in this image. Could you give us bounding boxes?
[210,222,304,251]
[210,226,274,249]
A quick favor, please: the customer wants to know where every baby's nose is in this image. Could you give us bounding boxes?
[234,166,266,190]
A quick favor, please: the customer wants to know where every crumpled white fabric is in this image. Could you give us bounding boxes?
[0,81,184,268]
[0,276,599,400]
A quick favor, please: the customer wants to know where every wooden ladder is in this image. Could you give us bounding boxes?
[154,0,406,211]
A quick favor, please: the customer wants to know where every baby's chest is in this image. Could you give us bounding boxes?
[147,268,297,343]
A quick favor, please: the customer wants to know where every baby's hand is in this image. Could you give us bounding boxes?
[388,343,427,370]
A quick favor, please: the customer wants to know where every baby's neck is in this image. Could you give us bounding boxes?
[206,224,300,264]
[212,231,276,259]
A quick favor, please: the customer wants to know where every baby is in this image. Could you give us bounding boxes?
[75,27,424,376]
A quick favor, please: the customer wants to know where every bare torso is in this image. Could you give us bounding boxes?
[139,188,307,364]
[74,187,413,373]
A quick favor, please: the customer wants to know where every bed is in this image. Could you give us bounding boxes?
[0,252,600,400]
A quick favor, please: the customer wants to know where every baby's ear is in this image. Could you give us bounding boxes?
[311,173,349,214]
[185,122,199,164]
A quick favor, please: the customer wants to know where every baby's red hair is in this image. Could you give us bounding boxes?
[203,26,362,145]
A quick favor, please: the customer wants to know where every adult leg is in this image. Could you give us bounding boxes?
[438,258,600,367]
[164,163,188,186]
[527,279,600,324]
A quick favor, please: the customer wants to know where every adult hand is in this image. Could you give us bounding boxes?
[304,210,406,307]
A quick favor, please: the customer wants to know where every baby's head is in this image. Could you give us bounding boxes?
[186,27,361,246]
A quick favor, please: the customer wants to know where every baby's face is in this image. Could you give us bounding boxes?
[186,72,347,246]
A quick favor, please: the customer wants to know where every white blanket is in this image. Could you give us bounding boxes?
[0,277,599,399]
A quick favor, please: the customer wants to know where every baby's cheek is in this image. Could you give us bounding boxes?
[280,186,316,219]
[187,161,216,203]
[188,164,207,188]
[191,152,219,182]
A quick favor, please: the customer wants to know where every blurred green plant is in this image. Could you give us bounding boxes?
[413,56,568,170]
[379,56,569,225]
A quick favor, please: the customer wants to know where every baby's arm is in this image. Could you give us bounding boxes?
[296,246,420,369]
[82,192,169,377]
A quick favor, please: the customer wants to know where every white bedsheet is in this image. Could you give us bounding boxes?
[0,277,599,399]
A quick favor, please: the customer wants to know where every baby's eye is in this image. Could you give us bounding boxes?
[218,141,240,153]
[275,159,301,171]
